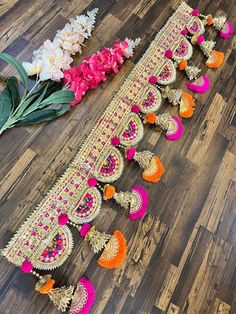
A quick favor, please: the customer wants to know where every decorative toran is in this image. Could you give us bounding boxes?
[1,2,233,313]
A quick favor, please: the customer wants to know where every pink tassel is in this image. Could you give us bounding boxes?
[220,20,234,39]
[129,206,147,220]
[128,185,149,220]
[186,75,210,93]
[68,277,95,314]
[80,223,91,237]
[165,116,183,141]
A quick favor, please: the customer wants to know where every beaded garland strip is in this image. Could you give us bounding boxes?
[2,2,193,269]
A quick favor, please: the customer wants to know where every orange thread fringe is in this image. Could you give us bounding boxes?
[98,230,126,269]
[145,112,156,124]
[179,92,195,118]
[142,155,165,183]
[206,50,225,69]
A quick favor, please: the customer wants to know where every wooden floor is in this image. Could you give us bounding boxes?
[0,0,236,313]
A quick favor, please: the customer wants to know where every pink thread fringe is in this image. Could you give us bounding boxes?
[220,21,234,39]
[186,75,210,93]
[68,277,95,314]
[128,185,149,220]
[165,116,183,141]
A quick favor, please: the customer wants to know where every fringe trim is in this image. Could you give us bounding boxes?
[97,230,126,269]
[142,155,165,183]
[206,50,225,69]
[179,92,195,118]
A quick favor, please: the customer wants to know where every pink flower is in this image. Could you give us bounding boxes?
[63,39,139,105]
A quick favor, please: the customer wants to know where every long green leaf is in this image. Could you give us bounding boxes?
[16,104,71,126]
[0,86,12,128]
[22,83,49,116]
[14,84,45,117]
[0,53,28,89]
[7,77,20,109]
[40,90,74,107]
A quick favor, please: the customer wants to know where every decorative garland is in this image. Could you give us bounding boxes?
[1,2,233,313]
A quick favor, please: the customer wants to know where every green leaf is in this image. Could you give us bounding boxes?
[7,77,20,109]
[15,104,71,126]
[40,90,74,107]
[22,83,49,116]
[14,83,45,117]
[0,53,28,89]
[0,86,12,128]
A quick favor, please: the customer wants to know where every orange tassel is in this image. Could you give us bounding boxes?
[207,16,213,26]
[206,50,225,69]
[103,184,116,200]
[179,92,195,118]
[98,230,126,269]
[38,278,55,294]
[142,155,165,183]
[144,112,156,124]
[178,60,187,71]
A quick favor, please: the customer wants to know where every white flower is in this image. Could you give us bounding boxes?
[23,9,98,81]
[22,59,42,76]
[123,37,141,58]
[23,40,73,81]
[54,23,84,55]
[69,8,98,38]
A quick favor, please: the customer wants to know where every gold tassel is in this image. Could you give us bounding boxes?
[185,65,201,80]
[35,274,74,312]
[212,16,227,31]
[47,286,74,311]
[133,150,153,169]
[162,86,182,106]
[113,191,134,209]
[199,40,216,57]
[155,113,172,130]
[84,226,111,253]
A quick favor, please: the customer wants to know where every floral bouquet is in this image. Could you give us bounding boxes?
[0,9,98,135]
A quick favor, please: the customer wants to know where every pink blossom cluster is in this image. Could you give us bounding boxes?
[63,38,140,105]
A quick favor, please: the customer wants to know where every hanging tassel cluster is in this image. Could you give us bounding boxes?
[88,176,149,220]
[82,225,111,253]
[80,223,127,269]
[202,14,233,39]
[103,183,149,220]
[111,136,165,182]
[125,147,165,183]
[164,48,201,81]
[35,275,74,311]
[181,8,229,70]
[148,77,195,118]
[143,112,183,141]
[20,259,96,313]
[20,260,74,312]
[57,214,127,269]
[178,60,201,81]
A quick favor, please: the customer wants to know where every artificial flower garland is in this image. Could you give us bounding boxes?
[22,9,98,81]
[64,38,140,104]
